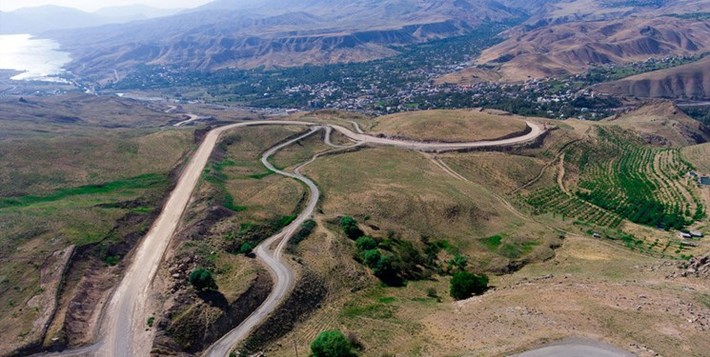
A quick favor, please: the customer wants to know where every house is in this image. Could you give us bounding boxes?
[700,177,710,186]
[690,231,704,238]
[680,232,692,239]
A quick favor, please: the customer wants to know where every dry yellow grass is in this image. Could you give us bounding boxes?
[303,146,558,270]
[267,233,710,357]
[434,67,502,86]
[441,152,548,193]
[683,143,710,173]
[369,109,529,142]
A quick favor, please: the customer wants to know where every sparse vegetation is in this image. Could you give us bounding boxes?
[292,219,317,246]
[188,268,218,291]
[450,271,489,300]
[310,330,358,357]
[340,216,364,240]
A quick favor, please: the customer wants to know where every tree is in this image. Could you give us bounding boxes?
[310,330,358,357]
[372,253,401,285]
[450,271,488,300]
[360,249,381,268]
[355,236,377,251]
[188,267,218,291]
[340,216,363,240]
[238,242,253,255]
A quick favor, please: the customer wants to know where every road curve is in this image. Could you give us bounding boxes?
[96,120,316,357]
[332,120,544,152]
[514,338,634,357]
[203,127,324,357]
[83,117,546,357]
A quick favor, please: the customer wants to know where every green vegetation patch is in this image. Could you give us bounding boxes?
[0,173,166,209]
[341,301,397,320]
[481,234,503,251]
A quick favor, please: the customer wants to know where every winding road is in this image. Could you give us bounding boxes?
[89,119,546,357]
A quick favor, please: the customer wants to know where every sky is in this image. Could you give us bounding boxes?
[0,0,215,12]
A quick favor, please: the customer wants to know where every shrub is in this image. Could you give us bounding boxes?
[450,271,488,300]
[310,330,358,357]
[426,287,438,298]
[447,254,468,273]
[340,216,363,240]
[361,249,381,268]
[188,267,218,291]
[293,219,317,245]
[355,236,377,251]
[238,242,254,255]
[372,253,401,284]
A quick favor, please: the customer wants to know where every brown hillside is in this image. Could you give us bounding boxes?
[603,101,710,147]
[476,17,710,81]
[369,109,530,143]
[595,56,710,100]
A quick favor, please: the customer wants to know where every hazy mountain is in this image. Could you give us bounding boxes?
[0,6,108,34]
[0,4,182,35]
[476,16,710,81]
[50,0,528,81]
[93,5,183,21]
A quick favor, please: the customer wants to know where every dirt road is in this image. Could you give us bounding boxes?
[90,118,546,357]
[203,127,324,356]
[331,120,544,152]
[515,338,635,357]
[96,121,315,357]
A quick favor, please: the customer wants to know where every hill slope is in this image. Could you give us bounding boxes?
[476,16,710,81]
[51,0,526,80]
[595,56,710,100]
[603,101,710,147]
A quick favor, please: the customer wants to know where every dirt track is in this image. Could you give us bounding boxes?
[59,118,545,357]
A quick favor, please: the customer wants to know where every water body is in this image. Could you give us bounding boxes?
[0,34,71,82]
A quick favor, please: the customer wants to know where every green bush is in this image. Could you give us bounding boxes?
[238,242,254,255]
[372,253,401,284]
[340,216,363,240]
[293,219,317,245]
[355,236,377,251]
[450,271,488,300]
[310,330,358,357]
[361,249,382,268]
[188,267,218,291]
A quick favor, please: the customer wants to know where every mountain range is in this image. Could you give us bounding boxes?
[0,5,182,34]
[47,0,529,80]
[5,0,709,90]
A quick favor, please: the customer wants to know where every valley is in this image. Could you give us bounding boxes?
[1,0,710,356]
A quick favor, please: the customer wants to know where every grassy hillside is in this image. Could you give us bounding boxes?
[0,96,196,355]
[255,110,710,357]
[368,109,530,142]
[683,143,710,173]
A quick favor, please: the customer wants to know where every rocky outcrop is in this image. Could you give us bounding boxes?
[683,254,710,278]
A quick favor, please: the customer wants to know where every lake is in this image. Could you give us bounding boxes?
[0,34,72,82]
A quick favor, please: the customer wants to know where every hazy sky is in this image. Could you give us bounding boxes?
[0,0,215,12]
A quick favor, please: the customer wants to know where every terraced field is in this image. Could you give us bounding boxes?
[524,126,704,231]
